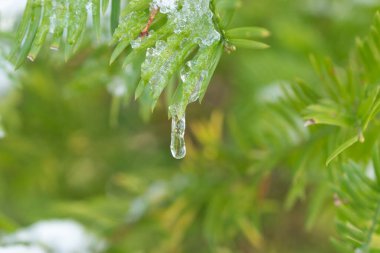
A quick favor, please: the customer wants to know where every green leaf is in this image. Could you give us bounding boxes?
[306,183,329,230]
[229,39,269,50]
[226,27,270,40]
[13,2,42,68]
[15,0,32,43]
[334,160,380,253]
[102,0,109,14]
[169,42,222,119]
[11,0,113,64]
[67,1,88,46]
[110,0,121,34]
[199,43,223,102]
[50,0,67,50]
[148,41,197,111]
[326,136,358,166]
[92,0,101,39]
[28,0,52,61]
[372,142,380,186]
[304,101,352,128]
[110,41,130,65]
[0,212,18,232]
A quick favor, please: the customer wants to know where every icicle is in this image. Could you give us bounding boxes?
[170,113,186,159]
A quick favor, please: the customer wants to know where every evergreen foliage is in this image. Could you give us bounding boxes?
[9,0,269,120]
[1,1,380,253]
[280,11,380,253]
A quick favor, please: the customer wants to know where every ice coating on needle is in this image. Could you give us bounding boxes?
[141,0,221,111]
[151,0,177,14]
[174,0,220,47]
[151,0,220,47]
[180,61,208,103]
[136,0,222,159]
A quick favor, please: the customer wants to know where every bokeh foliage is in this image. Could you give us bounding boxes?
[1,0,380,253]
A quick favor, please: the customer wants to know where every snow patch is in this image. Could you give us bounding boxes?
[0,0,27,31]
[1,219,106,253]
[0,245,46,253]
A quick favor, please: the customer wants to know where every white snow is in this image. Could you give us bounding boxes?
[0,52,14,97]
[1,219,106,253]
[0,245,46,253]
[0,0,27,31]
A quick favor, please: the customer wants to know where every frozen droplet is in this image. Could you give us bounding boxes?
[170,113,186,159]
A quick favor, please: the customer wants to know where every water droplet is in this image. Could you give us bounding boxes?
[170,114,186,159]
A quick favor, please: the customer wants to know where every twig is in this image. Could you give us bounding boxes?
[140,8,159,38]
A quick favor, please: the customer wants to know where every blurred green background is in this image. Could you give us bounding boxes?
[0,0,379,252]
